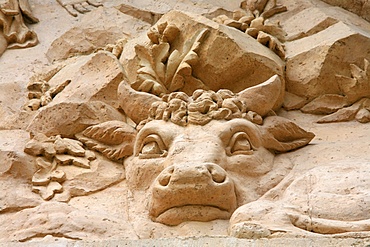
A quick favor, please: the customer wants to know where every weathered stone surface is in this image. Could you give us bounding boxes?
[300,94,349,114]
[0,202,135,242]
[316,98,369,123]
[2,0,370,244]
[0,175,42,214]
[25,51,127,137]
[111,0,241,17]
[321,0,370,22]
[0,130,42,215]
[46,7,150,61]
[120,10,285,95]
[27,101,125,138]
[0,130,35,178]
[0,82,28,128]
[60,156,125,200]
[285,20,370,100]
[230,162,370,237]
[3,236,370,247]
[47,51,125,109]
[282,7,338,40]
[283,91,307,110]
[356,108,370,123]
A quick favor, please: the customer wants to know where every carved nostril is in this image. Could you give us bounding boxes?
[159,174,171,186]
[158,166,174,186]
[207,165,226,183]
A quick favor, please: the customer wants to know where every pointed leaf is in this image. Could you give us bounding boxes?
[169,74,185,92]
[138,79,155,92]
[152,42,170,83]
[137,66,157,77]
[54,136,85,157]
[165,49,182,86]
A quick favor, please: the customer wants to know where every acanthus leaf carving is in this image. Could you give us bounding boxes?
[132,22,209,96]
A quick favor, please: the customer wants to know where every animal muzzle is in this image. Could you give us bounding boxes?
[149,163,237,225]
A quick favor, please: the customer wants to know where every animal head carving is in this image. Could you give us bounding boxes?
[123,115,313,225]
[78,74,314,226]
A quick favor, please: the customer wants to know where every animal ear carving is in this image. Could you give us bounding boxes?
[237,75,284,117]
[261,116,315,152]
[76,120,137,161]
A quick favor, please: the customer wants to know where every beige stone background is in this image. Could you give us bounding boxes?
[0,0,370,246]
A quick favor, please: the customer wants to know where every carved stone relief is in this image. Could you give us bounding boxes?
[0,0,370,244]
[0,0,39,56]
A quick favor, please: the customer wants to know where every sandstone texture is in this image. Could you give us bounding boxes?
[0,0,370,245]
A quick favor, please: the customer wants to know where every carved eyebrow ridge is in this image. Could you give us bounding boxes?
[134,123,176,155]
[218,119,262,148]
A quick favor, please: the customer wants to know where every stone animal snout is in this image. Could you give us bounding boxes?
[150,163,237,225]
[121,117,314,226]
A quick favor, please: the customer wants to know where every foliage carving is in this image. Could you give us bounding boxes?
[132,22,209,96]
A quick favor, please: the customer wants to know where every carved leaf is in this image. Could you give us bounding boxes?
[135,46,156,76]
[134,42,170,95]
[152,42,170,82]
[134,26,208,96]
[337,59,370,103]
[54,136,85,157]
[55,154,91,169]
[167,28,209,92]
[32,181,63,201]
[76,121,137,161]
[165,49,182,87]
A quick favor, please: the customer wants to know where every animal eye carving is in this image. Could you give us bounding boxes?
[226,132,253,156]
[139,134,168,159]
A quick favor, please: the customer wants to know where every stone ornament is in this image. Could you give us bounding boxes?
[71,74,314,227]
[213,0,287,58]
[118,78,314,226]
[0,0,370,243]
[24,133,96,200]
[230,163,370,237]
[133,22,208,96]
[0,0,38,56]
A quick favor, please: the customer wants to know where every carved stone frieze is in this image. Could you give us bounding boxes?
[0,0,370,244]
[120,10,285,96]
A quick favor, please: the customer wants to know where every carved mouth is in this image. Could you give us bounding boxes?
[153,205,232,226]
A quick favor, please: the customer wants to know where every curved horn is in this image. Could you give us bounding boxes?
[118,80,161,124]
[237,75,284,116]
